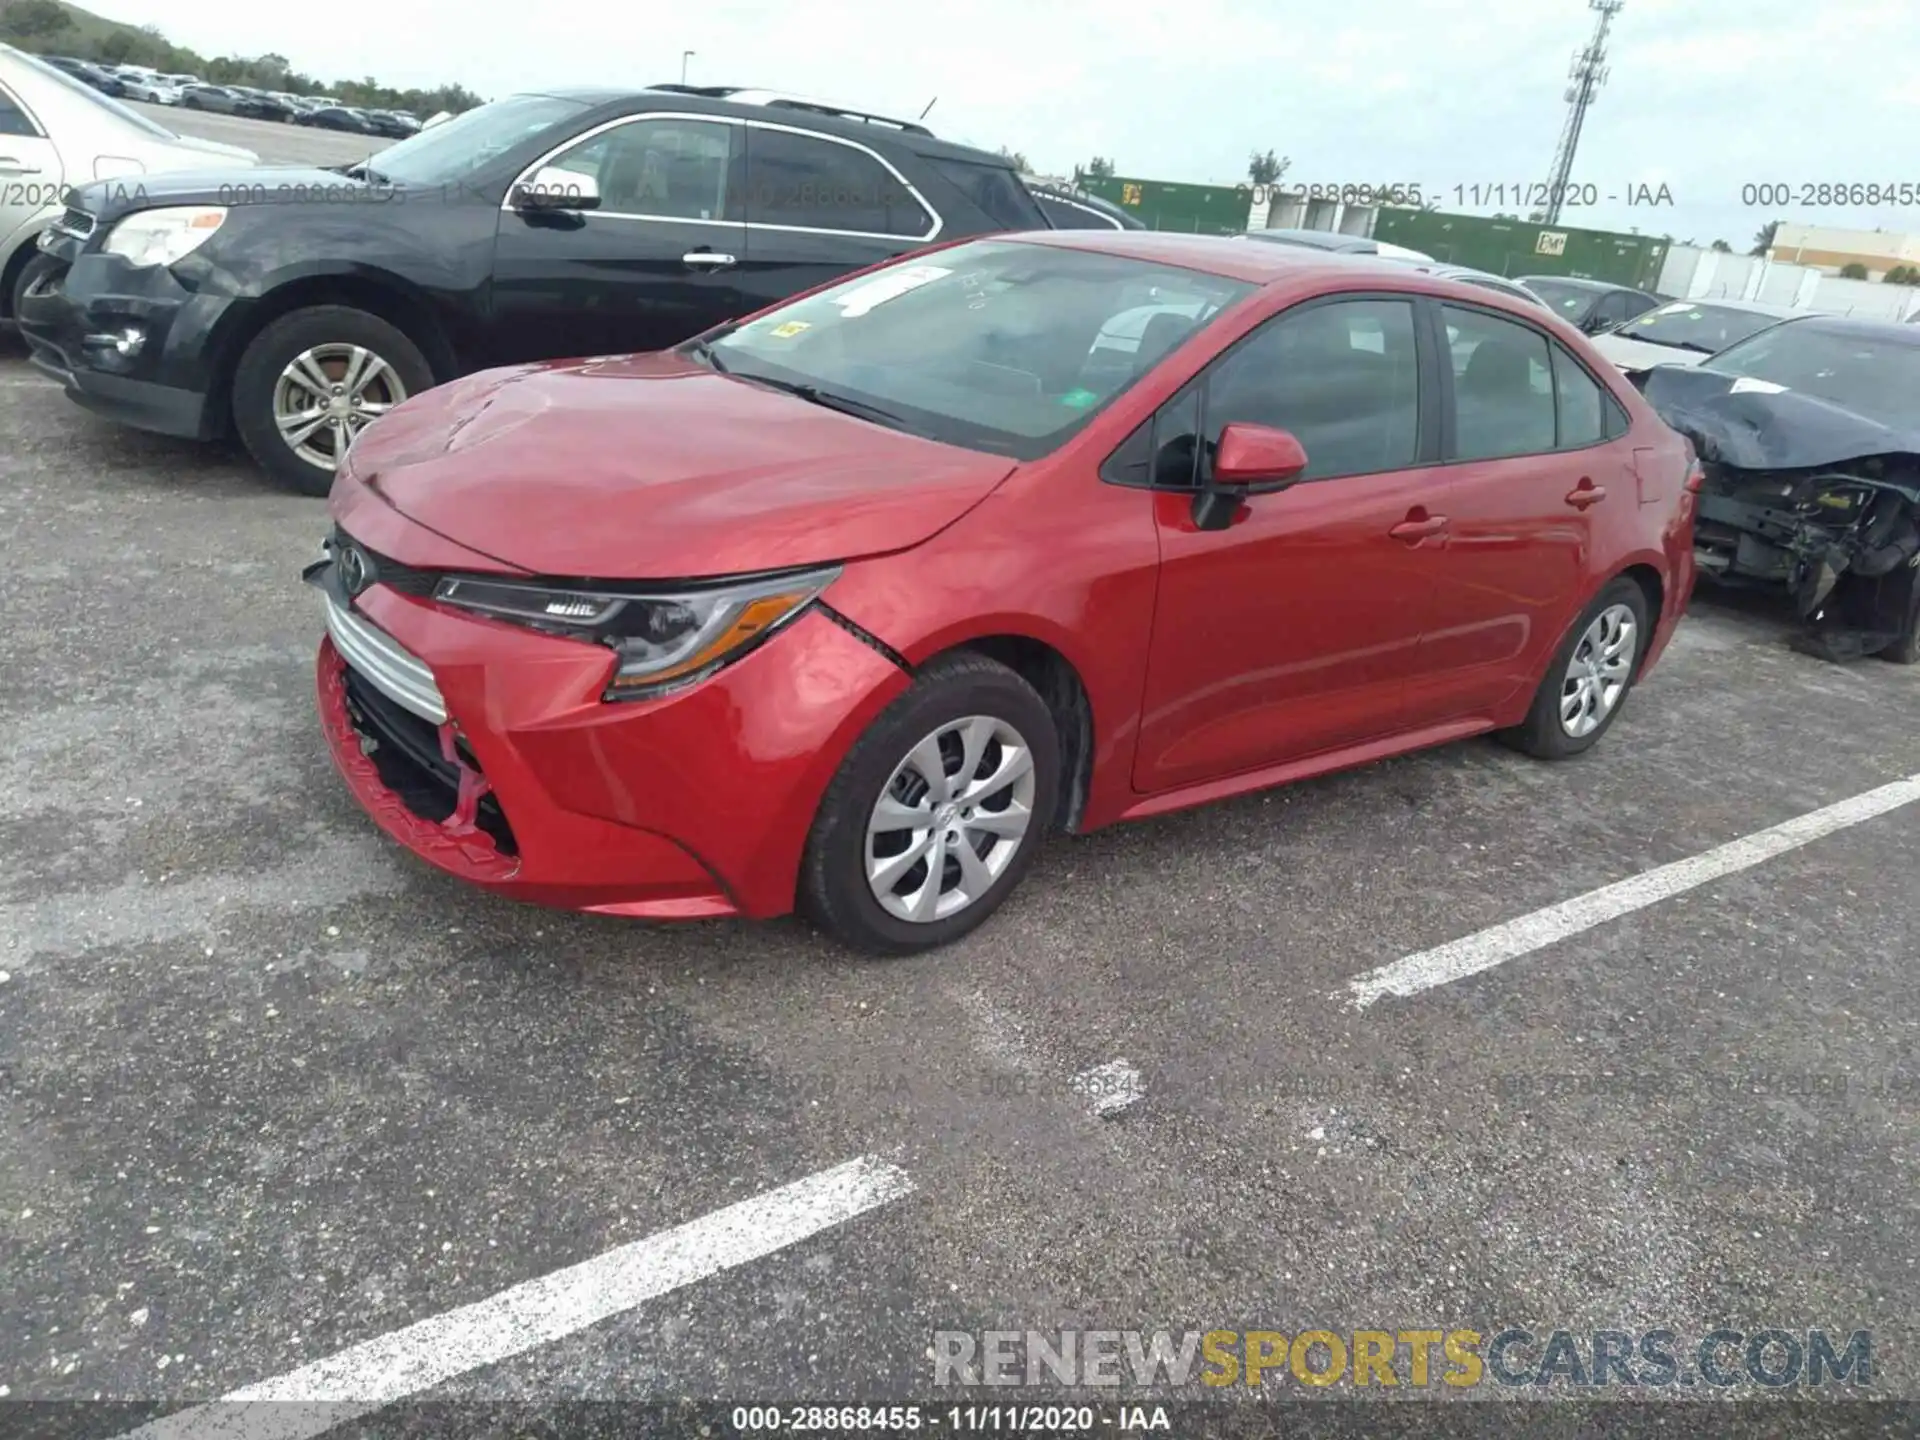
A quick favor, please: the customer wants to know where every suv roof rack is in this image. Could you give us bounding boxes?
[644,83,934,135]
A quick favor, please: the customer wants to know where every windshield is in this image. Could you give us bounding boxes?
[10,48,180,140]
[1700,323,1920,429]
[1520,279,1601,319]
[1614,301,1785,355]
[699,239,1253,459]
[363,93,592,186]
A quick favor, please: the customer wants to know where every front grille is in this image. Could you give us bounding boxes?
[323,595,446,723]
[342,667,518,856]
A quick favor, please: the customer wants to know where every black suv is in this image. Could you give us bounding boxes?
[20,84,1051,493]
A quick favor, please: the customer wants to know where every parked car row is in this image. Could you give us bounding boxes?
[21,54,422,132]
[5,67,1915,954]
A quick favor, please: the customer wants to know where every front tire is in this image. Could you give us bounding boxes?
[1500,577,1650,759]
[7,250,61,322]
[800,653,1060,955]
[230,305,432,496]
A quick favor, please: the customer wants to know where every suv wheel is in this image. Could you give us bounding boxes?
[800,653,1059,954]
[231,306,432,496]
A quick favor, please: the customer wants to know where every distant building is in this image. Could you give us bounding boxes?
[1768,224,1920,278]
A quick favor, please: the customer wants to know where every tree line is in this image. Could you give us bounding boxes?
[0,0,483,115]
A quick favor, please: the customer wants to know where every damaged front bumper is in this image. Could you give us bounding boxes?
[1643,365,1920,659]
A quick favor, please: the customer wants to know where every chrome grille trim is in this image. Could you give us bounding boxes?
[324,597,447,725]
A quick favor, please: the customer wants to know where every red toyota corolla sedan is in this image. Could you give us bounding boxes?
[311,231,1697,953]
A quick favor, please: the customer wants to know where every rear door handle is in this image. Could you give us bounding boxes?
[682,251,737,269]
[1565,480,1607,510]
[1389,513,1448,544]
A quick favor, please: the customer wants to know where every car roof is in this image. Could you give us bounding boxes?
[1641,297,1799,317]
[1518,274,1648,295]
[518,85,1013,167]
[1243,227,1373,252]
[1009,229,1513,291]
[1758,313,1920,345]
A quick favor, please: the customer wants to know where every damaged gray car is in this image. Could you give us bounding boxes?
[1639,315,1920,662]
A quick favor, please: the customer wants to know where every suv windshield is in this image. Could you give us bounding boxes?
[11,48,179,140]
[698,239,1253,459]
[1700,323,1920,430]
[1613,301,1784,355]
[363,93,592,186]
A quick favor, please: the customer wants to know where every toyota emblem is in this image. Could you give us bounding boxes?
[337,544,368,595]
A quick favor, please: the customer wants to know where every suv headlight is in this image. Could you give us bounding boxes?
[102,206,226,267]
[432,567,841,701]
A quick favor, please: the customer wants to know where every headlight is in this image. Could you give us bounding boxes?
[101,206,226,267]
[432,567,840,701]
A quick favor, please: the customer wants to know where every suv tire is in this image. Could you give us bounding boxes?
[231,305,433,496]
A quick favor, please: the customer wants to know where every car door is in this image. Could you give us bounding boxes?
[488,114,751,367]
[0,81,61,262]
[1132,295,1452,793]
[1408,302,1635,724]
[734,122,939,315]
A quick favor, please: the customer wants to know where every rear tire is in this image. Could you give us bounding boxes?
[231,305,433,497]
[799,653,1059,955]
[1500,577,1650,760]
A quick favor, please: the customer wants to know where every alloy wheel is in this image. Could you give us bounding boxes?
[1560,602,1637,738]
[272,343,407,474]
[865,714,1037,923]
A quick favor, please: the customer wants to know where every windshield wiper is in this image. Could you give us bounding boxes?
[735,372,909,429]
[343,160,393,184]
[1635,335,1718,354]
[683,332,736,373]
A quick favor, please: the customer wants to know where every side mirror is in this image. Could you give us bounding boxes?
[1191,422,1309,531]
[510,166,600,213]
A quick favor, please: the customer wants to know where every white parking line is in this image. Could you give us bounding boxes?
[116,1155,914,1440]
[1344,772,1920,1010]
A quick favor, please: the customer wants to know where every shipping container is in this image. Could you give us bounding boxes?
[1371,210,1668,290]
[1079,175,1253,235]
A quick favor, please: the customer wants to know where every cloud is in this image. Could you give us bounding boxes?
[82,0,1920,244]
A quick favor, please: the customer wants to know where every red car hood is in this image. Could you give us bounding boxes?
[348,353,1018,578]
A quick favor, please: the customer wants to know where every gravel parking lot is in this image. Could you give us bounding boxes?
[3,175,1919,1429]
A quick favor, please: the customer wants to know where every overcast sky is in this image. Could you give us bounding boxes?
[89,0,1920,248]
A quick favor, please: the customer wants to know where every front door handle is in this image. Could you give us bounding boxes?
[0,158,41,175]
[1565,480,1607,510]
[682,251,737,269]
[1389,511,1448,544]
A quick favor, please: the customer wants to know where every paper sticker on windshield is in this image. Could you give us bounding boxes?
[831,265,952,318]
[769,320,811,338]
[1730,376,1788,395]
[1058,388,1100,409]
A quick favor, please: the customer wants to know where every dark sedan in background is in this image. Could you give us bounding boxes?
[295,105,379,133]
[1518,274,1663,335]
[41,56,130,96]
[1641,314,1920,661]
[178,84,276,118]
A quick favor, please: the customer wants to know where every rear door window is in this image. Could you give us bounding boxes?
[927,157,1049,230]
[1442,305,1557,460]
[745,128,933,237]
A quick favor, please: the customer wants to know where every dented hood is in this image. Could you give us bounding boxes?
[347,354,1018,579]
[1641,364,1920,472]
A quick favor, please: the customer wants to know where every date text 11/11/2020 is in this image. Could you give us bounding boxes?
[1241,181,1676,208]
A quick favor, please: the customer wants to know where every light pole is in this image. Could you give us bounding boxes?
[681,50,695,85]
